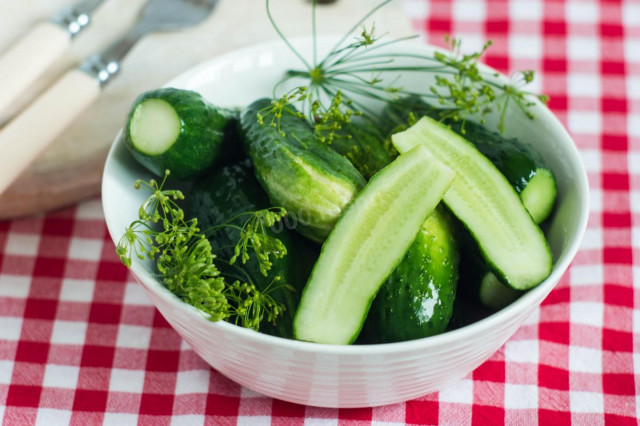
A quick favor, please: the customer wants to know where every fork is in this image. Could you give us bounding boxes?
[0,0,219,197]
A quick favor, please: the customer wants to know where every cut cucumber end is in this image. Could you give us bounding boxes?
[129,98,182,156]
[478,272,522,310]
[520,167,557,224]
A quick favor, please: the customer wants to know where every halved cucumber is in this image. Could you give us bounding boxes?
[381,96,558,223]
[293,145,455,344]
[124,88,236,180]
[392,116,553,290]
[465,167,556,309]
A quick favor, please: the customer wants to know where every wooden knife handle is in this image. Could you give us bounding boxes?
[0,69,100,197]
[0,22,72,122]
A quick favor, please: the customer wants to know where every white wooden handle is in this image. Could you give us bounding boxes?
[0,22,71,119]
[0,69,101,196]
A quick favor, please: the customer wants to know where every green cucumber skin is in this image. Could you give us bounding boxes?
[331,117,397,180]
[393,117,553,290]
[360,205,460,343]
[380,96,438,136]
[240,98,366,242]
[293,145,455,345]
[125,88,237,180]
[187,159,305,339]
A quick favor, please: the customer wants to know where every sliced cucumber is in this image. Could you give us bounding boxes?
[392,116,553,290]
[468,166,556,309]
[125,88,236,180]
[381,96,558,224]
[129,98,182,155]
[293,145,455,344]
[478,273,521,309]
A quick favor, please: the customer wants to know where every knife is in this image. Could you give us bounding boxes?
[0,0,105,122]
[0,0,219,198]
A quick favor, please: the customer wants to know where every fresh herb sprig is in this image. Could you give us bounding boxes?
[116,171,287,330]
[264,0,547,134]
[206,207,288,277]
[431,36,549,133]
[257,87,308,137]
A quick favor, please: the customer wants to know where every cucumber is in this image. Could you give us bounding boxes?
[446,117,557,306]
[382,97,557,223]
[451,119,557,223]
[392,116,553,290]
[188,159,305,338]
[293,145,455,344]
[124,88,237,180]
[520,168,556,223]
[460,167,553,310]
[379,96,438,135]
[477,273,522,309]
[331,117,396,179]
[359,205,460,343]
[384,98,556,304]
[240,98,366,242]
[446,293,495,331]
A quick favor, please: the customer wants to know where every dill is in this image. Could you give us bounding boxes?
[263,0,547,134]
[116,171,287,330]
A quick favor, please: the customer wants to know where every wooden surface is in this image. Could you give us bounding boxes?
[0,0,411,219]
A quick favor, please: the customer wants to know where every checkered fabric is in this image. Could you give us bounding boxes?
[1,0,638,424]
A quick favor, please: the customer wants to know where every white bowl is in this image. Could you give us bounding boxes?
[102,37,589,408]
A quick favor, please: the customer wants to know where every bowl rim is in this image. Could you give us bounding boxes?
[102,35,590,355]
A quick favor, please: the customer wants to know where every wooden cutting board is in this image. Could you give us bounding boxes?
[0,0,412,220]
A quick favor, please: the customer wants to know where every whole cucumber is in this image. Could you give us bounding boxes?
[240,98,366,242]
[330,116,396,180]
[188,159,306,338]
[124,88,238,180]
[360,205,460,343]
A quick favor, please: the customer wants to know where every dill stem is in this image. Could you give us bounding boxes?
[324,65,448,75]
[328,51,442,66]
[318,0,393,69]
[325,75,438,100]
[312,0,318,67]
[266,0,311,70]
[325,35,422,68]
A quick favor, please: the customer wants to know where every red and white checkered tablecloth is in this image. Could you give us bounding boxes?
[1,0,638,424]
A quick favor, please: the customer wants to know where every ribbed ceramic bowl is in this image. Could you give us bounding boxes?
[102,37,589,408]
